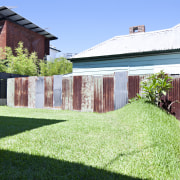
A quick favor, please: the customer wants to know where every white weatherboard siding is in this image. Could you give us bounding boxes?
[72,53,180,75]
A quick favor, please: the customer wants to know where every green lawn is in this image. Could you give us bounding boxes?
[0,100,179,179]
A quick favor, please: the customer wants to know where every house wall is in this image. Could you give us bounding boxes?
[2,20,49,59]
[0,20,6,58]
[72,52,180,75]
[46,48,59,61]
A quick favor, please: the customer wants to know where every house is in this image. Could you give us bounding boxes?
[70,24,180,75]
[0,6,57,59]
[46,46,61,61]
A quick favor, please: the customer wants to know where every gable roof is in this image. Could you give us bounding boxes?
[71,24,180,60]
[0,6,57,40]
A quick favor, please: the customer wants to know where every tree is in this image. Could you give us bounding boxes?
[0,42,73,76]
[2,42,38,76]
[39,57,72,76]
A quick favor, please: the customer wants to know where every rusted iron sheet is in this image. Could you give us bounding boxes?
[94,76,103,113]
[35,77,44,108]
[81,75,94,112]
[103,75,114,112]
[28,76,37,108]
[44,76,53,108]
[14,78,22,106]
[21,77,28,107]
[114,71,128,110]
[7,78,15,107]
[128,76,140,99]
[53,75,62,108]
[166,78,180,120]
[62,76,73,110]
[73,76,82,110]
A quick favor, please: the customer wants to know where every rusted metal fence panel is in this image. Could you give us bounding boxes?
[0,72,28,105]
[14,78,22,106]
[81,75,94,112]
[103,75,114,112]
[128,76,140,99]
[62,76,73,110]
[73,76,82,110]
[7,72,131,113]
[35,77,44,108]
[21,77,28,107]
[166,78,180,120]
[7,78,15,107]
[53,75,62,108]
[114,71,128,110]
[28,76,37,108]
[94,76,103,113]
[44,76,53,108]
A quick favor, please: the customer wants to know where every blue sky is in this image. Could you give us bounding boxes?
[1,0,180,56]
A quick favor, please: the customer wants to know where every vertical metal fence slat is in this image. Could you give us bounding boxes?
[7,78,15,107]
[53,75,62,108]
[35,77,44,108]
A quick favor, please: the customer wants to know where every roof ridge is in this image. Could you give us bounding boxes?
[72,23,180,59]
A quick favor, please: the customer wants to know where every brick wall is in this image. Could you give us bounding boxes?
[0,20,6,59]
[3,20,49,59]
[129,25,145,34]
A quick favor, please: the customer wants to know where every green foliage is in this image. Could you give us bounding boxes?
[0,42,72,76]
[0,48,8,72]
[1,42,38,76]
[39,57,72,76]
[141,70,173,105]
[128,93,142,103]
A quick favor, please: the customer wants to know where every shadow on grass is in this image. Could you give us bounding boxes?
[0,149,142,180]
[0,116,65,138]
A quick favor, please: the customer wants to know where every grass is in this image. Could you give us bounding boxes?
[0,100,179,179]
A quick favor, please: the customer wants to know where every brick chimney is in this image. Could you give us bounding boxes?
[129,25,145,34]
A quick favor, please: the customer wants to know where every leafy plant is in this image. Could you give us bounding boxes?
[2,42,38,76]
[0,42,73,76]
[39,57,72,76]
[0,48,8,72]
[128,93,141,103]
[141,70,173,106]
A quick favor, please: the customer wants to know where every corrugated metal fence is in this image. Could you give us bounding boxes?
[0,72,28,105]
[6,72,180,119]
[128,75,180,120]
[7,71,128,113]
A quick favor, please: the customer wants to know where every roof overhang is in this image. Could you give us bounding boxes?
[50,46,61,52]
[70,49,180,62]
[0,6,58,40]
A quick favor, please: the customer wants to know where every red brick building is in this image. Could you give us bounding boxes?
[0,6,57,59]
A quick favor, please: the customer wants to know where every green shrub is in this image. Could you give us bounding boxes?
[2,42,38,76]
[39,57,72,76]
[0,42,73,76]
[141,70,172,105]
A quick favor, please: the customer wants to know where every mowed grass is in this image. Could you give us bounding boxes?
[0,100,179,179]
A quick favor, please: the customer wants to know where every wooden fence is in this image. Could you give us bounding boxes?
[7,72,128,113]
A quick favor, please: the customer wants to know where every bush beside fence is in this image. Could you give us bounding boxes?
[128,75,180,120]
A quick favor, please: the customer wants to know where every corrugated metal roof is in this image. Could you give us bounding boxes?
[72,24,180,59]
[0,6,57,40]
